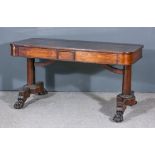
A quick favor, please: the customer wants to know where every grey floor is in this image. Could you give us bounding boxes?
[0,91,155,128]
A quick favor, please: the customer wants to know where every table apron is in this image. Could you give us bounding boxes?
[11,46,142,65]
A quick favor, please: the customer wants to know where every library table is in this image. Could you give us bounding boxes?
[10,38,143,122]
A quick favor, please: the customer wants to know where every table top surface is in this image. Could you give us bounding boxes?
[12,38,144,53]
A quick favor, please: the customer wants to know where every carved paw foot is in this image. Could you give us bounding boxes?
[14,99,24,109]
[113,111,124,123]
[38,89,48,95]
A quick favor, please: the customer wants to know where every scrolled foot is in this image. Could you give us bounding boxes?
[113,111,124,123]
[14,99,24,109]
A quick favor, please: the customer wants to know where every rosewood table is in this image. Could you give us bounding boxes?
[10,38,143,122]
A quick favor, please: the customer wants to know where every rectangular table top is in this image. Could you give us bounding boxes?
[11,38,143,65]
[12,38,143,54]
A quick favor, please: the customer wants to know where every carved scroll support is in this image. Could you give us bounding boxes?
[102,64,123,74]
[34,60,55,67]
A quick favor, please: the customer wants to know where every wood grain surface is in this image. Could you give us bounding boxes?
[11,38,143,65]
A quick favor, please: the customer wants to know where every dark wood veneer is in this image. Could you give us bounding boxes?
[10,38,144,122]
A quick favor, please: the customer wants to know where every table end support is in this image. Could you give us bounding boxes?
[113,65,137,122]
[14,58,48,109]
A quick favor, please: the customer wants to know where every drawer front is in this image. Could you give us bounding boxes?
[17,47,57,59]
[58,50,74,61]
[76,51,118,64]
